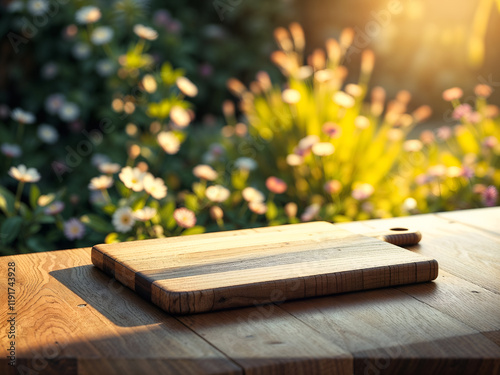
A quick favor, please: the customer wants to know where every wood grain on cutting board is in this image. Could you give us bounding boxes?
[92,221,438,314]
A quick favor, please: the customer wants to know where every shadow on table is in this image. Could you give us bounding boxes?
[50,263,440,329]
[50,265,169,327]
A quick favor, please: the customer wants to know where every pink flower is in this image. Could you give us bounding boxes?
[483,136,498,149]
[322,122,341,138]
[64,218,85,240]
[300,204,320,222]
[324,180,342,194]
[442,87,463,102]
[482,186,498,207]
[248,201,267,215]
[461,167,474,179]
[437,126,452,141]
[173,208,196,228]
[351,183,374,200]
[284,202,298,218]
[452,104,473,120]
[44,201,64,215]
[266,177,287,194]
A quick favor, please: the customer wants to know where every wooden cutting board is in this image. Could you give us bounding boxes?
[91,221,438,315]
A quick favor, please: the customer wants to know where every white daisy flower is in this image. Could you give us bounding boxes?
[193,164,218,181]
[248,201,267,215]
[37,124,59,144]
[27,0,48,15]
[351,183,374,200]
[298,135,319,151]
[91,26,114,45]
[286,154,303,166]
[37,194,55,207]
[403,197,418,211]
[75,6,101,24]
[234,157,257,171]
[112,207,136,233]
[58,102,80,122]
[88,175,113,190]
[242,187,265,203]
[311,142,335,157]
[133,24,158,40]
[143,173,167,199]
[96,59,115,77]
[173,208,196,228]
[282,89,301,104]
[333,91,355,108]
[11,108,35,124]
[119,166,146,192]
[98,162,121,174]
[205,185,230,203]
[176,77,198,97]
[64,218,85,240]
[169,106,191,128]
[157,131,180,155]
[8,164,41,183]
[1,143,22,158]
[44,201,64,215]
[72,43,91,60]
[45,93,65,115]
[133,207,157,222]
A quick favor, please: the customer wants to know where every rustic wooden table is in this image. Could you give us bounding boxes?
[1,207,499,375]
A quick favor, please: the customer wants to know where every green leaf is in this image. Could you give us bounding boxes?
[104,232,120,244]
[115,181,131,198]
[26,236,54,252]
[0,186,16,216]
[131,197,147,211]
[29,184,41,209]
[37,215,56,224]
[1,216,23,245]
[192,182,206,199]
[159,201,175,227]
[333,215,352,223]
[266,201,278,221]
[184,194,199,212]
[181,226,205,236]
[102,204,116,215]
[80,214,114,234]
[28,223,42,235]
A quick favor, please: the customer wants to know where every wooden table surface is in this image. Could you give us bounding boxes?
[1,207,499,375]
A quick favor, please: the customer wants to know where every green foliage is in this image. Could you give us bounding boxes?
[0,5,498,255]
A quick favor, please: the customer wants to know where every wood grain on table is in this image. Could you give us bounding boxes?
[1,208,500,375]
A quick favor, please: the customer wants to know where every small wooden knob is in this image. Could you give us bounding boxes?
[367,228,422,247]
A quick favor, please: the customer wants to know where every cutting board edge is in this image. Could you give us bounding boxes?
[149,258,439,315]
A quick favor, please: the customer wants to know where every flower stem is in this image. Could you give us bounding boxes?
[16,123,25,143]
[102,188,111,203]
[14,181,25,213]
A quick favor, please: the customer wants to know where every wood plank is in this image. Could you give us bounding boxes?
[92,222,438,314]
[396,270,500,334]
[280,287,500,375]
[0,249,241,375]
[338,214,500,294]
[179,305,352,375]
[437,207,500,237]
[338,216,500,352]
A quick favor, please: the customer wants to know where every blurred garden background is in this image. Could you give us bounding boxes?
[0,0,499,254]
